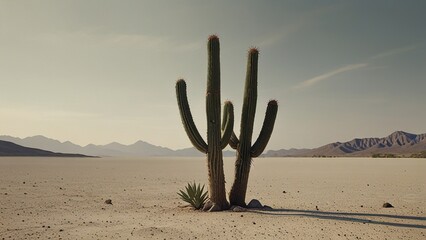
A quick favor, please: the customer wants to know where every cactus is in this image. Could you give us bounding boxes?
[176,35,234,211]
[226,48,278,207]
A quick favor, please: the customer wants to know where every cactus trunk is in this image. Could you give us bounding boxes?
[229,144,251,206]
[176,35,233,211]
[227,48,278,207]
[205,37,228,209]
[229,49,258,206]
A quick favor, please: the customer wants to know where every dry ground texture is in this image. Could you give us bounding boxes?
[0,157,425,239]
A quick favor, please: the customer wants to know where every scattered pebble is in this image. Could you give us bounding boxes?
[383,202,394,208]
[231,206,246,212]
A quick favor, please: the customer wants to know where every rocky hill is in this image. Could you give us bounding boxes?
[0,140,91,157]
[264,131,426,157]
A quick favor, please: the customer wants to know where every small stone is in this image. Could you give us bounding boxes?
[105,199,112,205]
[316,206,319,211]
[282,191,286,193]
[383,202,394,208]
[247,199,263,208]
[232,206,247,212]
[263,205,273,210]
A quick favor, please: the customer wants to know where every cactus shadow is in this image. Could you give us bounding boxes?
[250,208,426,229]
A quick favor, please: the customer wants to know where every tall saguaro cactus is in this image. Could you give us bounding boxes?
[176,35,234,211]
[226,48,278,207]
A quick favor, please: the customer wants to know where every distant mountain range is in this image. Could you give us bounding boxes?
[264,131,426,157]
[0,140,90,157]
[0,135,235,157]
[1,131,425,158]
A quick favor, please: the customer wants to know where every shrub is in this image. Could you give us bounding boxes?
[177,182,208,209]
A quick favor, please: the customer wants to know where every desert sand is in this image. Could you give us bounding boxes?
[0,157,425,239]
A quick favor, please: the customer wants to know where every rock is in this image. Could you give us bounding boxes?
[263,205,273,210]
[383,202,394,208]
[105,199,112,205]
[231,206,247,212]
[247,199,263,208]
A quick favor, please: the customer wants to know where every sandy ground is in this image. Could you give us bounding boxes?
[0,157,425,240]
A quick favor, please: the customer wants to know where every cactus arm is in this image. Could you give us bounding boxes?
[221,102,238,149]
[176,79,208,153]
[220,101,234,149]
[251,100,278,157]
[229,132,239,149]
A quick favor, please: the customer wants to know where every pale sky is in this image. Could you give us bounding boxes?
[1,0,425,150]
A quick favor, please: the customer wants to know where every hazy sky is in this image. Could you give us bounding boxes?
[1,0,425,150]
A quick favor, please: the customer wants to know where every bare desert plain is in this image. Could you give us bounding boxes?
[0,157,425,240]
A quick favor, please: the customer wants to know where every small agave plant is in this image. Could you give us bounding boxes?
[177,182,208,210]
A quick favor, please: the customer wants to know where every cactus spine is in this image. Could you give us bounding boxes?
[176,36,233,211]
[227,48,278,206]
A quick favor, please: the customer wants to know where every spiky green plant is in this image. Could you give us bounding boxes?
[178,182,209,210]
[176,35,234,211]
[225,48,278,207]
